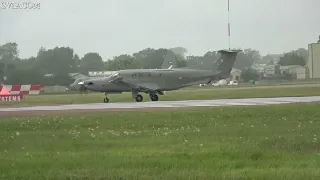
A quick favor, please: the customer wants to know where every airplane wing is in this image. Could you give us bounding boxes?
[108,71,164,92]
[127,82,160,92]
[108,76,123,83]
[109,76,160,92]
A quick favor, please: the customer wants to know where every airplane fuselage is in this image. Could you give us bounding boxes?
[84,68,219,93]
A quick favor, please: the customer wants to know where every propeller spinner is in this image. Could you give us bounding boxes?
[77,81,87,94]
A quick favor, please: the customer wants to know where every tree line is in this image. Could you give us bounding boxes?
[0,42,308,86]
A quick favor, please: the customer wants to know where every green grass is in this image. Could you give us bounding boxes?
[1,86,320,107]
[1,103,320,179]
[279,78,320,85]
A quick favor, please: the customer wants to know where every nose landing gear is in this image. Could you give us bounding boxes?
[130,90,162,102]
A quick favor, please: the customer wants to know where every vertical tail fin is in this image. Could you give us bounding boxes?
[161,50,177,69]
[213,49,242,79]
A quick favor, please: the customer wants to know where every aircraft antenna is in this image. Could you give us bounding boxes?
[227,0,231,50]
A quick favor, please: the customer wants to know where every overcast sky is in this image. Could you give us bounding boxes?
[0,0,319,60]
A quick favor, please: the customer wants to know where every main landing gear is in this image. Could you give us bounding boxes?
[149,93,159,101]
[132,91,159,102]
[103,91,161,103]
[103,93,109,103]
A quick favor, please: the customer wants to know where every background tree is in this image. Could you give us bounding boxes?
[134,48,166,69]
[5,68,44,85]
[79,52,105,73]
[0,42,19,62]
[186,56,203,68]
[169,47,188,59]
[233,49,261,70]
[73,54,81,70]
[105,54,141,70]
[278,51,306,66]
[32,47,76,75]
[185,51,218,70]
[241,68,260,82]
[133,48,186,69]
[0,41,311,86]
[0,42,20,82]
[294,48,308,61]
[201,51,219,70]
[259,54,281,65]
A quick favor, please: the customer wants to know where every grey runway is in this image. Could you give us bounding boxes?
[1,96,320,112]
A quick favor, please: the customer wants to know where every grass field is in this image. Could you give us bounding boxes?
[1,103,320,179]
[1,86,320,107]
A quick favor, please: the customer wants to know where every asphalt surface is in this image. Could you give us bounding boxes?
[1,96,320,112]
[186,83,320,91]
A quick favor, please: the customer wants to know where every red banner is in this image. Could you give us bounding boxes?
[0,94,24,102]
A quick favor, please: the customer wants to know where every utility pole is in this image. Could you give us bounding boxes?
[227,0,231,50]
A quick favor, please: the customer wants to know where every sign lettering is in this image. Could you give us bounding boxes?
[0,94,23,102]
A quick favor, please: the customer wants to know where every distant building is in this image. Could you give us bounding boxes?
[229,68,241,81]
[307,43,320,78]
[251,63,267,74]
[280,65,307,80]
[296,66,308,79]
[263,65,276,77]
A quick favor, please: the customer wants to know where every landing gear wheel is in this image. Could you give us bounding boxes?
[103,97,109,103]
[135,94,143,102]
[150,94,159,101]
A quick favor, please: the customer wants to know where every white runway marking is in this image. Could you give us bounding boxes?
[1,96,320,112]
